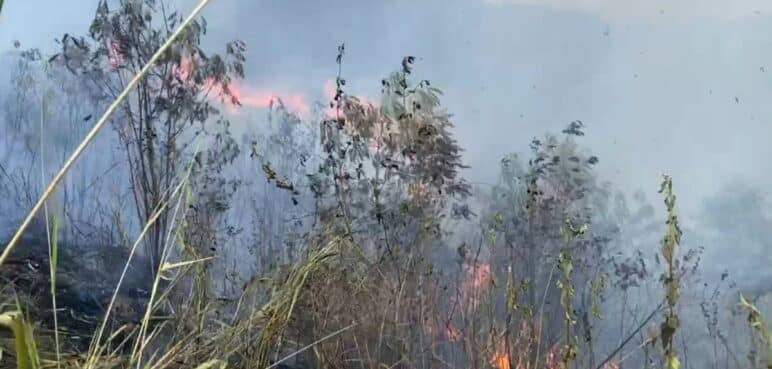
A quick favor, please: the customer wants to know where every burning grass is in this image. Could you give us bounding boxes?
[1,1,771,369]
[0,178,770,369]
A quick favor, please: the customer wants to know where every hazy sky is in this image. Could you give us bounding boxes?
[2,0,772,219]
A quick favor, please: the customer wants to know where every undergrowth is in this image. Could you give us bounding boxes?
[0,1,770,369]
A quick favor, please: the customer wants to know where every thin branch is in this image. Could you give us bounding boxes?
[594,300,664,369]
[265,322,358,369]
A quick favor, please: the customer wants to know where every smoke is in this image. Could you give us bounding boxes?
[2,0,772,365]
[483,0,772,20]
[693,180,772,295]
[156,0,772,223]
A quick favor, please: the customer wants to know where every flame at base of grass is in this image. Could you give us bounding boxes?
[487,321,568,369]
[446,324,462,342]
[457,259,492,311]
[490,343,511,369]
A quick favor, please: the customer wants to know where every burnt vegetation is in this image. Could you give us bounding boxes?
[0,1,770,369]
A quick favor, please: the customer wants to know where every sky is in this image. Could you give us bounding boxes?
[2,0,772,220]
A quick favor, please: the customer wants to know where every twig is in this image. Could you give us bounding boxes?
[594,300,664,369]
[265,322,358,369]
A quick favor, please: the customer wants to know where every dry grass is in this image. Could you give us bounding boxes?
[0,1,770,369]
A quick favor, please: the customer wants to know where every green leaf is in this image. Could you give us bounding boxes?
[666,355,681,369]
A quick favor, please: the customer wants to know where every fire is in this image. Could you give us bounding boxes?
[202,77,312,118]
[545,345,560,369]
[460,261,492,310]
[167,51,378,120]
[103,39,378,120]
[106,37,123,70]
[422,321,463,343]
[208,78,380,121]
[490,343,511,369]
[322,78,381,119]
[229,79,311,118]
[173,52,196,84]
[446,324,462,342]
[167,51,318,119]
[467,263,492,290]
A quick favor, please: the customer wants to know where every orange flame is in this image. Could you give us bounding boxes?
[236,83,310,118]
[467,263,492,290]
[490,343,511,369]
[446,324,462,342]
[106,43,357,120]
[166,52,379,120]
[211,79,312,118]
[170,51,313,118]
[213,78,380,120]
[460,261,492,311]
[173,52,197,85]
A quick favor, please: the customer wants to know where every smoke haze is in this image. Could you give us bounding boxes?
[1,2,771,366]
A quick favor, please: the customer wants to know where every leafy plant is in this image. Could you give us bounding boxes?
[739,295,772,369]
[558,219,587,369]
[54,0,245,273]
[659,175,682,369]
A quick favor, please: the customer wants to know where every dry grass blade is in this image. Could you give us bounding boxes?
[40,91,62,369]
[159,258,216,280]
[0,0,215,269]
[266,322,358,369]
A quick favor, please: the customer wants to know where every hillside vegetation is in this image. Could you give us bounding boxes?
[0,1,769,369]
